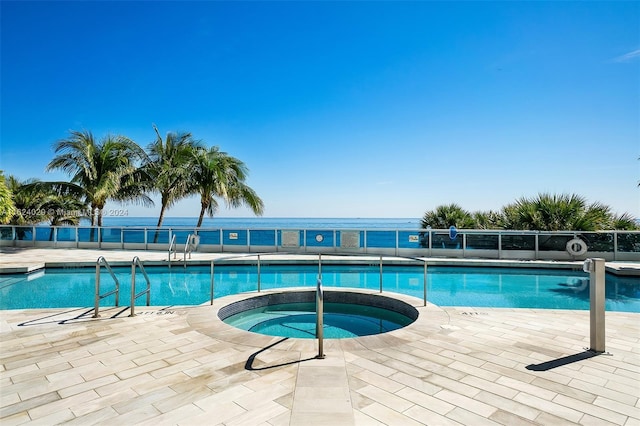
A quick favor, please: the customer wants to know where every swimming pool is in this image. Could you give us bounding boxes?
[0,264,638,312]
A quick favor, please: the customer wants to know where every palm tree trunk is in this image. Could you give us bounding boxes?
[89,204,97,242]
[196,202,206,228]
[154,203,167,243]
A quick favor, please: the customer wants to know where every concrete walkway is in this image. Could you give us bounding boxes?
[0,248,639,425]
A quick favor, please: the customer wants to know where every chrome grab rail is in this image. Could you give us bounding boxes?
[183,234,199,267]
[130,256,151,317]
[316,254,325,359]
[94,256,120,318]
[168,234,177,263]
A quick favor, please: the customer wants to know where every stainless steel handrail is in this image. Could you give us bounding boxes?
[168,234,177,263]
[130,256,151,317]
[182,234,200,267]
[316,273,325,359]
[94,256,120,318]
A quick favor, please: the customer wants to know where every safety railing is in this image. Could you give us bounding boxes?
[130,256,151,317]
[168,234,177,262]
[93,256,120,318]
[183,233,199,267]
[316,254,324,359]
[1,225,638,261]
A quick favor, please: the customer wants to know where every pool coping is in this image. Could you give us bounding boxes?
[1,250,638,276]
[189,286,451,353]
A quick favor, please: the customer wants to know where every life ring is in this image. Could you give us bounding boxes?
[189,235,200,247]
[566,238,587,256]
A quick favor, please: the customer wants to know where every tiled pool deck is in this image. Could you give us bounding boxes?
[1,248,639,425]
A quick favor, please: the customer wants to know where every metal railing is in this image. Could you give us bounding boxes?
[183,234,199,267]
[130,256,151,317]
[316,258,325,359]
[168,234,177,262]
[93,256,120,318]
[2,225,638,261]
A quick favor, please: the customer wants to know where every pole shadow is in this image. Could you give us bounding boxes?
[525,350,607,371]
[244,337,319,371]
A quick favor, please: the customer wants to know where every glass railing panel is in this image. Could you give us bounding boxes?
[581,233,614,252]
[0,227,13,240]
[197,230,221,245]
[466,234,499,250]
[56,227,76,242]
[538,234,573,251]
[34,227,56,242]
[249,229,276,246]
[147,229,169,244]
[78,227,99,242]
[501,234,535,250]
[100,227,122,243]
[431,232,462,249]
[15,227,34,241]
[278,230,302,248]
[123,228,146,244]
[366,231,396,248]
[337,230,364,249]
[305,230,334,247]
[418,232,430,248]
[222,229,248,245]
[398,231,422,249]
[617,233,640,252]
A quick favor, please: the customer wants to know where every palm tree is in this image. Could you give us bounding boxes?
[5,176,89,236]
[144,125,203,236]
[609,212,639,230]
[6,176,51,225]
[191,146,264,227]
[504,193,611,231]
[420,203,475,229]
[0,171,16,224]
[46,130,151,226]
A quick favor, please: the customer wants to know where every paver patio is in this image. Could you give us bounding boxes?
[1,248,638,425]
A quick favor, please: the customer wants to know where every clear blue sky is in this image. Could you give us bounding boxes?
[1,1,638,219]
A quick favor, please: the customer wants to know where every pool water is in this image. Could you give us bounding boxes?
[0,265,638,312]
[223,302,414,338]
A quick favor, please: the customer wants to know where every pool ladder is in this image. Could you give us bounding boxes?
[93,256,151,318]
[168,234,198,268]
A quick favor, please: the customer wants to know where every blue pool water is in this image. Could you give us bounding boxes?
[0,265,638,312]
[224,302,413,338]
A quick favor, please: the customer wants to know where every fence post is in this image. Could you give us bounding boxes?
[585,258,606,353]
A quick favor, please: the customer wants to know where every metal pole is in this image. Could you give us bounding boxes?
[379,255,383,293]
[257,254,261,292]
[93,262,100,318]
[318,253,322,277]
[586,258,606,352]
[423,261,428,306]
[130,262,136,317]
[316,276,325,359]
[210,260,215,305]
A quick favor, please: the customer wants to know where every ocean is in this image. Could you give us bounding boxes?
[97,217,422,229]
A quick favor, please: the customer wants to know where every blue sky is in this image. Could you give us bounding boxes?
[1,1,638,219]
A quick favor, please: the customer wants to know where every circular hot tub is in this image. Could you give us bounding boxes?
[218,291,418,339]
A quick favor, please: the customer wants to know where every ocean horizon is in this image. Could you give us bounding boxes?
[92,217,422,229]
